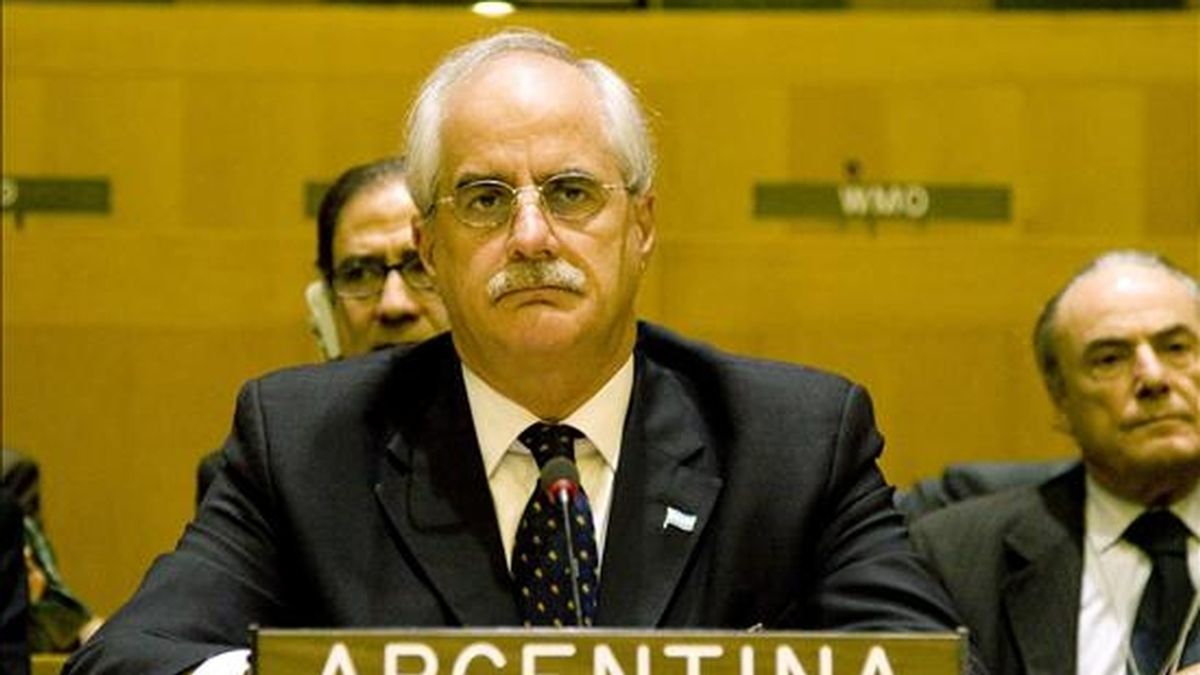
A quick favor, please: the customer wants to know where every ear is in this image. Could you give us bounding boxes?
[414,214,438,280]
[632,192,656,268]
[1049,381,1074,435]
[1051,405,1072,435]
[305,280,343,361]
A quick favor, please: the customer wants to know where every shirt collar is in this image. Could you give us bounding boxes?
[462,356,635,478]
[1086,474,1200,552]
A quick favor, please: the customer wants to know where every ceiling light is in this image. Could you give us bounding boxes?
[472,1,516,16]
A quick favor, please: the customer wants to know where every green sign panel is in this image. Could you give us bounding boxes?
[754,182,1010,222]
[2,177,111,215]
[254,628,967,675]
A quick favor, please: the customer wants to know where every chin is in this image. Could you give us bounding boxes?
[375,335,431,351]
[505,304,584,332]
[510,329,580,354]
[1126,438,1200,473]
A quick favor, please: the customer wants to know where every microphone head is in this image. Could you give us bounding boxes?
[540,456,580,499]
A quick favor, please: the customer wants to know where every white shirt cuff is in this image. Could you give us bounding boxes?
[192,648,250,675]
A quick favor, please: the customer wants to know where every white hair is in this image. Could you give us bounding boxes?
[404,28,655,217]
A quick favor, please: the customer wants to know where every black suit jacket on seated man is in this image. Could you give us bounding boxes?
[65,323,970,674]
[910,464,1089,675]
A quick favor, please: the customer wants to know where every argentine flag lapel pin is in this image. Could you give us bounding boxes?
[662,505,697,533]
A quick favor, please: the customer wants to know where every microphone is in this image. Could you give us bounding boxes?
[540,456,580,501]
[539,456,585,626]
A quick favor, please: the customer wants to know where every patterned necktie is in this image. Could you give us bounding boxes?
[1125,509,1195,675]
[511,423,600,627]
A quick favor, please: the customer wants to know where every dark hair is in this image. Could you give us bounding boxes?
[1032,249,1200,399]
[316,157,408,286]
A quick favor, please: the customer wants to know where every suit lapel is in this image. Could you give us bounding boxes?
[1002,465,1086,675]
[597,348,722,626]
[372,339,519,625]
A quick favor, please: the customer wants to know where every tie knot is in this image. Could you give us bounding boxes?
[1124,509,1191,558]
[519,423,582,469]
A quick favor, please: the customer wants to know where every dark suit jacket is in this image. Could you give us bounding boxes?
[910,464,1087,675]
[67,323,971,675]
[195,450,224,511]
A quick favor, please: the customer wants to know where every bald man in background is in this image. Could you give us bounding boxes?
[914,250,1200,675]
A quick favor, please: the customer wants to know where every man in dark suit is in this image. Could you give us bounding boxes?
[912,251,1200,675]
[66,28,972,675]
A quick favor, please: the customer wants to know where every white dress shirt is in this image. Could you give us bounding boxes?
[1078,478,1200,675]
[461,356,632,568]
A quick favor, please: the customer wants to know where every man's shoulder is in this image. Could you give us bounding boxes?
[242,351,388,409]
[913,485,1038,537]
[912,463,1084,543]
[636,321,856,395]
[905,486,1036,591]
[247,334,455,404]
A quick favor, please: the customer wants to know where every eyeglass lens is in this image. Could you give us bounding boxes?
[331,256,432,298]
[452,174,617,229]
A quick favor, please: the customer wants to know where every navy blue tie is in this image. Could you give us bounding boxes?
[1125,510,1194,675]
[511,423,599,627]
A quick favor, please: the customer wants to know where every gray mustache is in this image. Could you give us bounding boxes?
[487,259,586,301]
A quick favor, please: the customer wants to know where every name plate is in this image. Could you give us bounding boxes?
[252,628,967,675]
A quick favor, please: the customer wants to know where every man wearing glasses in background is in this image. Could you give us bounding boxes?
[66,28,975,675]
[313,156,448,358]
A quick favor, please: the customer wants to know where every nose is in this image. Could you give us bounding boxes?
[506,187,558,260]
[376,269,422,320]
[1133,344,1170,398]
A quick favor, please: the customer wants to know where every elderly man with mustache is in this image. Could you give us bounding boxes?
[65,28,975,675]
[913,250,1200,675]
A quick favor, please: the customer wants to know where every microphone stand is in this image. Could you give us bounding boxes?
[555,487,585,627]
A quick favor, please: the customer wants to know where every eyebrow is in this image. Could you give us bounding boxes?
[333,255,381,269]
[453,172,508,189]
[336,250,420,266]
[1155,325,1199,342]
[452,167,599,189]
[1081,338,1131,356]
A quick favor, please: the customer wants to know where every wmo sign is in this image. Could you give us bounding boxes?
[754,182,1010,223]
[252,629,967,675]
